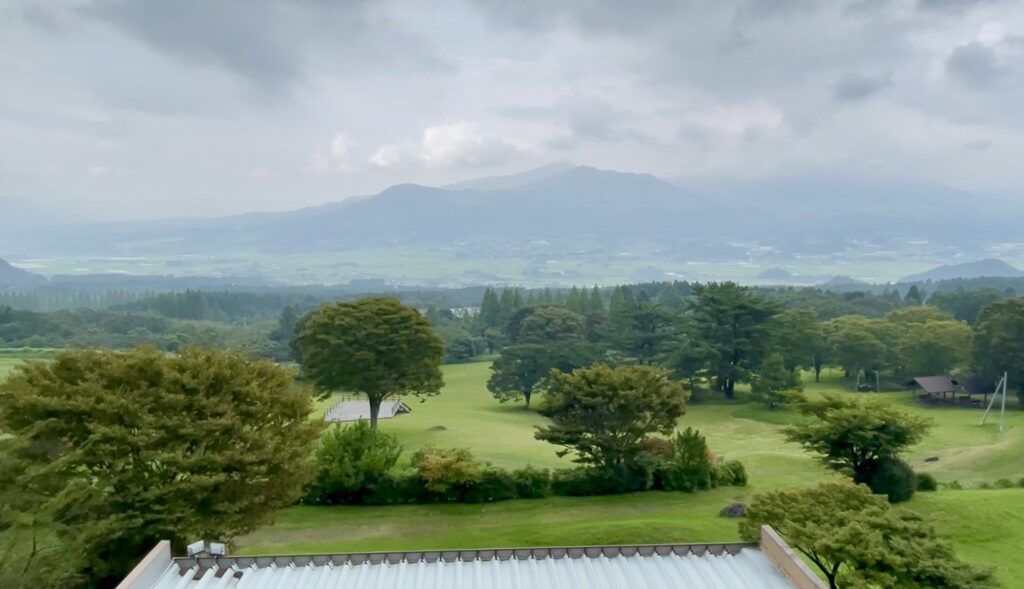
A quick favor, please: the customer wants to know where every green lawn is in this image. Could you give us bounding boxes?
[4,353,1021,583]
[241,362,1024,585]
[0,349,55,380]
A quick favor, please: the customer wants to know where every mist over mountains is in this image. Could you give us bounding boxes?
[3,164,1022,285]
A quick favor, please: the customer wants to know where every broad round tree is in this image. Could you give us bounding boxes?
[0,346,320,589]
[294,297,445,427]
[535,364,687,471]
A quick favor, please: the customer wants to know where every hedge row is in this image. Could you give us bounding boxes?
[304,423,747,506]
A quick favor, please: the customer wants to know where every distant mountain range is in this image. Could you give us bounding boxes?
[0,258,45,287]
[3,164,1023,285]
[898,259,1024,283]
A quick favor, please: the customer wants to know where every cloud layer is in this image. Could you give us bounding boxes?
[1,0,1022,217]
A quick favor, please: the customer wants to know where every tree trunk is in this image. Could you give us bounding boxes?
[368,398,382,429]
[524,390,532,408]
[724,379,735,399]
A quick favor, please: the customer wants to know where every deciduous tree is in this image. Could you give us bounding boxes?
[897,320,971,377]
[784,394,930,487]
[972,298,1024,407]
[293,297,444,427]
[0,347,319,588]
[769,309,826,381]
[740,482,994,589]
[536,364,687,471]
[487,342,598,407]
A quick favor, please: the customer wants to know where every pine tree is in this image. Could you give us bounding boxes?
[587,286,605,316]
[478,288,502,330]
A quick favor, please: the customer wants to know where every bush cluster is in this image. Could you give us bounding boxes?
[305,424,745,506]
[915,472,938,492]
[867,458,917,503]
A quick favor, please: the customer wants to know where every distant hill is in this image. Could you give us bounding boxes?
[20,165,715,255]
[0,258,46,287]
[819,275,870,288]
[899,259,1024,283]
[8,164,1024,287]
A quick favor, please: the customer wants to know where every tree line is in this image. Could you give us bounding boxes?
[471,283,1024,407]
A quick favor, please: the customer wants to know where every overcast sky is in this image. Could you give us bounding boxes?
[2,0,1022,218]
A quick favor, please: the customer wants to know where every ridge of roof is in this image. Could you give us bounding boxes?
[174,541,757,573]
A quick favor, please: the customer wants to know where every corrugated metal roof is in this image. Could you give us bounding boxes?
[912,376,958,393]
[144,544,795,589]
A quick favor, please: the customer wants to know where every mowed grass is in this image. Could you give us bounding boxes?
[0,349,56,380]
[242,362,1024,584]
[4,352,1021,583]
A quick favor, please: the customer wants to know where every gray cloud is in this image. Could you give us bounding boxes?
[946,42,1002,88]
[1,0,1023,217]
[834,73,891,101]
[918,0,1002,12]
[945,36,1024,92]
[83,0,446,95]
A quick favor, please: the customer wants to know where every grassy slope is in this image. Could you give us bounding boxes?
[4,354,1020,583]
[243,362,1024,584]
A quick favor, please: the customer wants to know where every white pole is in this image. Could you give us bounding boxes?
[980,374,1005,427]
[999,371,1008,433]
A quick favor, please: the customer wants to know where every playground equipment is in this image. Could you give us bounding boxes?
[979,372,1009,433]
[855,369,880,392]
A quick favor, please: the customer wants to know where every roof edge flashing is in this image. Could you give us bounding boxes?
[117,540,173,589]
[760,525,827,589]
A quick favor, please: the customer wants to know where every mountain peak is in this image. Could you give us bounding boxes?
[898,258,1024,283]
[443,162,576,191]
[0,258,46,286]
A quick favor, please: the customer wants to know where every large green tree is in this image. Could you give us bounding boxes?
[740,482,994,589]
[536,364,687,471]
[608,294,677,365]
[929,288,1005,323]
[750,353,803,409]
[684,282,778,398]
[769,309,826,381]
[972,298,1024,407]
[506,305,586,344]
[293,297,445,427]
[784,394,931,486]
[897,320,971,377]
[0,347,319,589]
[823,316,897,377]
[487,342,598,407]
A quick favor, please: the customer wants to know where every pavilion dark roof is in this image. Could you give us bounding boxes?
[912,376,958,394]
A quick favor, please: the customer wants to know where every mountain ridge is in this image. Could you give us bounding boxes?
[899,259,1024,283]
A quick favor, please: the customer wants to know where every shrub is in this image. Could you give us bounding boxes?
[460,469,518,503]
[305,421,403,505]
[654,428,714,492]
[364,471,427,505]
[1018,477,1024,488]
[868,458,916,503]
[511,467,553,498]
[551,465,652,496]
[411,447,483,495]
[994,478,1015,489]
[916,472,938,492]
[719,502,747,518]
[712,459,748,487]
[946,480,963,490]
